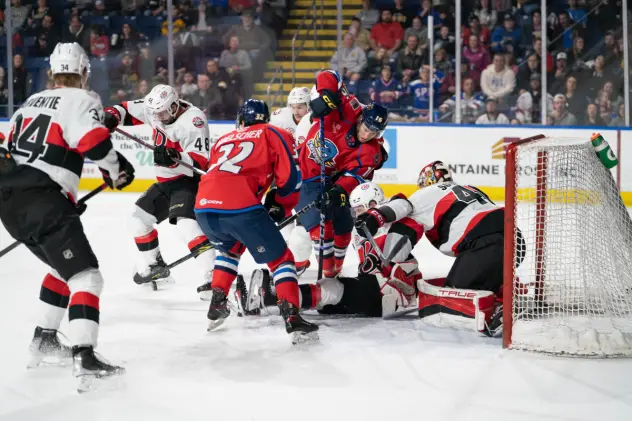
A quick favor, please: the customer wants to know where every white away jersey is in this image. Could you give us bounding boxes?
[388,182,504,256]
[294,111,313,146]
[8,88,119,199]
[112,99,210,182]
[270,107,300,137]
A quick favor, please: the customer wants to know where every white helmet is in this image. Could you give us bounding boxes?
[49,42,90,87]
[145,84,180,124]
[350,182,386,216]
[287,87,310,106]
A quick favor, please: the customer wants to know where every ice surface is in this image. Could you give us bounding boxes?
[1,193,632,421]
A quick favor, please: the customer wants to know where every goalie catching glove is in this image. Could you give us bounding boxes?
[100,151,135,190]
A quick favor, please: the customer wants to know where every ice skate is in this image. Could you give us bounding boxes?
[483,304,503,338]
[249,268,278,312]
[234,274,259,316]
[207,287,230,331]
[72,346,125,393]
[27,327,73,368]
[197,269,214,301]
[278,300,319,344]
[133,253,173,290]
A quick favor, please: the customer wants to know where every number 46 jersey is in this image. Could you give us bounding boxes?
[386,182,504,257]
[8,87,120,200]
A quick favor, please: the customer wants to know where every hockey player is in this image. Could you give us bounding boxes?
[241,182,422,317]
[103,85,216,288]
[0,42,135,382]
[308,70,363,124]
[269,86,311,136]
[356,161,525,335]
[295,103,388,278]
[194,99,318,343]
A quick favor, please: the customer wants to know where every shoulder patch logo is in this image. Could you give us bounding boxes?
[193,116,205,128]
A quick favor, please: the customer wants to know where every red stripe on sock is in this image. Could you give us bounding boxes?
[276,282,300,308]
[268,248,295,271]
[296,260,310,270]
[334,231,352,249]
[212,269,237,295]
[42,273,70,297]
[187,235,207,251]
[323,256,336,278]
[134,229,158,244]
[309,284,322,308]
[70,292,100,310]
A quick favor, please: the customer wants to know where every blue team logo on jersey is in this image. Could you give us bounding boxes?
[380,128,397,170]
[307,136,339,168]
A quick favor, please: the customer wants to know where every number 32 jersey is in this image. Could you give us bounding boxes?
[108,98,210,182]
[8,88,120,200]
[195,123,301,213]
[386,182,504,257]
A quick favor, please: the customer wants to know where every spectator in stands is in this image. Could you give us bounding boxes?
[161,7,186,35]
[584,103,605,126]
[30,33,54,57]
[550,94,578,126]
[223,9,271,57]
[475,97,509,124]
[229,0,254,15]
[434,48,451,76]
[462,34,490,88]
[62,15,90,52]
[516,53,539,91]
[531,37,553,73]
[439,77,484,124]
[137,43,155,81]
[513,0,531,28]
[146,0,167,17]
[396,34,424,82]
[567,0,587,29]
[491,14,520,55]
[595,80,622,122]
[136,79,150,97]
[91,1,111,18]
[112,23,143,56]
[609,103,626,127]
[409,65,442,122]
[417,0,438,28]
[562,75,586,118]
[601,31,621,69]
[10,0,31,34]
[189,73,221,118]
[330,32,367,82]
[208,58,241,116]
[393,0,414,29]
[219,35,253,95]
[356,0,379,30]
[474,0,497,29]
[197,24,224,57]
[550,11,574,51]
[90,26,110,58]
[122,0,148,16]
[514,91,534,124]
[434,25,455,57]
[256,0,283,39]
[26,0,50,34]
[369,9,404,61]
[480,53,515,104]
[178,0,197,25]
[441,57,472,100]
[525,73,547,124]
[194,1,212,30]
[12,54,28,104]
[462,15,490,47]
[349,17,371,52]
[404,16,427,52]
[549,52,570,95]
[594,0,620,33]
[369,65,400,107]
[520,8,542,50]
[567,36,589,72]
[366,47,389,80]
[34,15,59,45]
[180,71,198,97]
[110,52,138,101]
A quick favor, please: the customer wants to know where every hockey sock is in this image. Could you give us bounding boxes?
[298,277,344,309]
[37,270,70,330]
[212,252,241,294]
[67,269,103,347]
[131,206,160,267]
[134,229,159,262]
[267,248,300,308]
[177,218,217,271]
[333,232,352,274]
[299,284,322,309]
[309,222,335,277]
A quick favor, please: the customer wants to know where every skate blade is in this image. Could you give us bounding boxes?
[291,331,319,345]
[27,355,71,369]
[76,370,126,394]
[142,276,175,291]
[207,318,227,332]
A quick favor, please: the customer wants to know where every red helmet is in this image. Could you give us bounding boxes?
[417,161,453,188]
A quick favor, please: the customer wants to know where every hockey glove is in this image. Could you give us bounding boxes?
[103,107,121,132]
[101,152,135,190]
[317,184,349,211]
[154,145,182,168]
[263,188,286,224]
[309,89,340,118]
[355,208,386,238]
[76,202,87,216]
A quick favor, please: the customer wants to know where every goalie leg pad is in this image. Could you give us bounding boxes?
[417,279,497,333]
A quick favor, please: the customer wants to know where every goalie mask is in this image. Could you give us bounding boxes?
[350,181,386,217]
[417,161,453,188]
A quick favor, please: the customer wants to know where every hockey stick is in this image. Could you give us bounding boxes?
[317,117,326,280]
[136,200,319,285]
[358,223,408,268]
[0,183,108,259]
[114,128,207,177]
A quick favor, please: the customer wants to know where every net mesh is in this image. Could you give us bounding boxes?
[509,136,632,357]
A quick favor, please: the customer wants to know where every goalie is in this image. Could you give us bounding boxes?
[356,161,525,336]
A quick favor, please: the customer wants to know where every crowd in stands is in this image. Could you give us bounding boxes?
[330,0,629,126]
[0,0,286,118]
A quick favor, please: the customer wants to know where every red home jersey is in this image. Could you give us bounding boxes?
[315,70,363,125]
[195,124,301,213]
[299,118,384,194]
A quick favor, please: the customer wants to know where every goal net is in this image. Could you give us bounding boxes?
[504,135,632,357]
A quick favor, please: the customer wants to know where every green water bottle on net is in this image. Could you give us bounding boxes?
[590,133,619,169]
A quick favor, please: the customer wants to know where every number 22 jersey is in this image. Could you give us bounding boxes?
[7,88,120,200]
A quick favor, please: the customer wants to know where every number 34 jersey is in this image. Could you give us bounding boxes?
[7,88,120,200]
[108,98,210,182]
[195,123,301,213]
[386,182,504,257]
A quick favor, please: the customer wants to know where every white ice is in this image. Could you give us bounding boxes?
[1,193,631,421]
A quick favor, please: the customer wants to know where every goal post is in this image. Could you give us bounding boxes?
[503,134,632,357]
